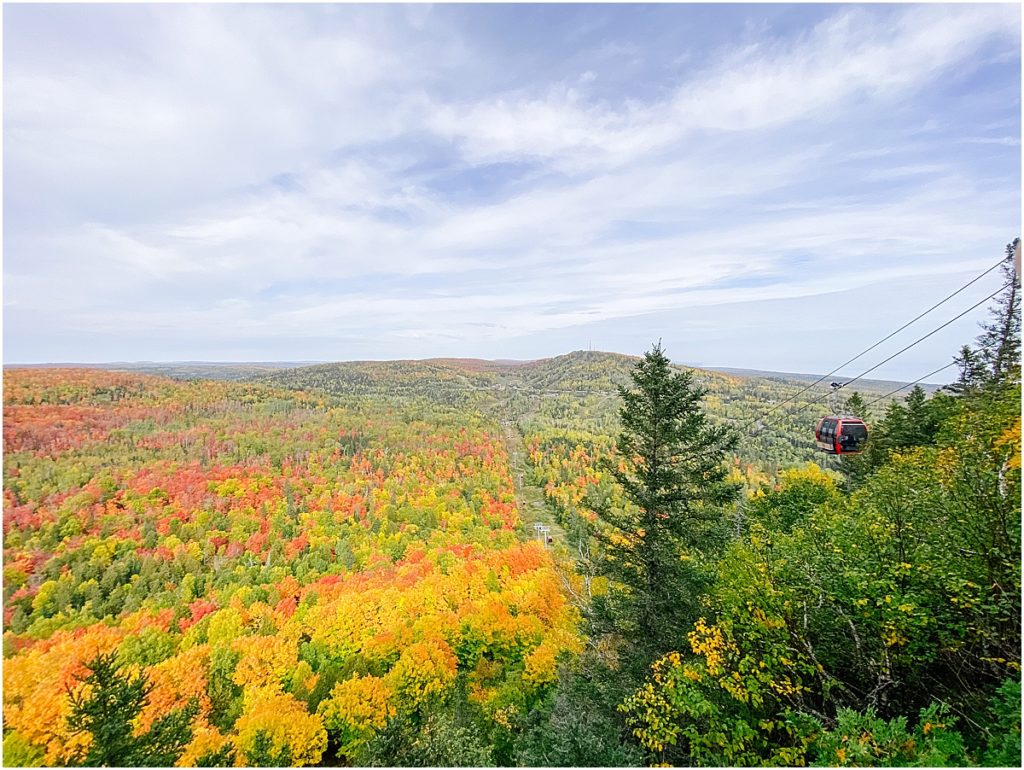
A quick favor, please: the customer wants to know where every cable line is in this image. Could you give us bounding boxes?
[832,282,1007,390]
[753,280,1010,434]
[742,258,1006,433]
[861,361,957,411]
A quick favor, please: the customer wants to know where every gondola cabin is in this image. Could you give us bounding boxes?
[815,415,868,455]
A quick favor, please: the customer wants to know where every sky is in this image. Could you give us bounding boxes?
[3,3,1021,380]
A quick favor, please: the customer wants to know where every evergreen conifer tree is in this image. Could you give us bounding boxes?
[592,343,739,677]
[843,391,868,419]
[897,385,935,446]
[978,239,1021,383]
[947,344,988,395]
[948,240,1021,395]
[65,651,197,767]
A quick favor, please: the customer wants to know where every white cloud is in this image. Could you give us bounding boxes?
[3,4,1020,367]
[4,5,464,223]
[423,5,1019,171]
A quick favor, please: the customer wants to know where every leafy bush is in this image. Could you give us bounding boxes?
[811,703,967,767]
[981,678,1021,767]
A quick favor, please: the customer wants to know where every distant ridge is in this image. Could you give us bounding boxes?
[3,361,323,368]
[705,366,944,392]
[3,352,941,391]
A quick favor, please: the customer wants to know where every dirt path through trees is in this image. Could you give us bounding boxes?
[500,418,568,547]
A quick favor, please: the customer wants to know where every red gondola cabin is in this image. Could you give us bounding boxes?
[815,415,868,455]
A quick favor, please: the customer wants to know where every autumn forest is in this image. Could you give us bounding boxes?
[5,0,1022,766]
[2,269,1021,768]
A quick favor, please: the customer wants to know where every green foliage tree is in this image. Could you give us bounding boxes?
[593,343,740,675]
[3,731,45,767]
[207,645,244,731]
[810,703,968,767]
[406,710,494,767]
[244,730,293,766]
[980,678,1021,767]
[514,654,643,767]
[745,463,840,533]
[354,706,494,767]
[64,651,197,767]
[117,626,177,667]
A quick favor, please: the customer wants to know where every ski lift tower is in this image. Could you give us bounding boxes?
[532,522,552,547]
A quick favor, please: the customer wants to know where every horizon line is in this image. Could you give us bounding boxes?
[1,353,949,387]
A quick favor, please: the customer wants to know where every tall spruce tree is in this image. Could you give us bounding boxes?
[64,651,197,767]
[593,343,739,676]
[947,344,989,395]
[978,239,1021,383]
[843,391,868,419]
[947,240,1020,395]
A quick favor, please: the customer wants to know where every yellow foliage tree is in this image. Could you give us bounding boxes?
[233,691,326,767]
[317,675,396,757]
[385,638,458,711]
[522,641,559,687]
[231,634,299,700]
[176,725,233,768]
[2,626,123,764]
[136,645,212,734]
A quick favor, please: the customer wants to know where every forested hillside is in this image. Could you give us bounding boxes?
[3,282,1019,767]
[258,351,909,472]
[5,0,1020,766]
[510,262,1021,767]
[2,370,580,766]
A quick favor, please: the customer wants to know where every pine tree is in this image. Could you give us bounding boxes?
[977,239,1021,383]
[65,652,147,766]
[883,385,932,448]
[592,343,739,676]
[946,241,1021,396]
[946,345,988,395]
[64,651,197,767]
[844,384,956,487]
[843,391,868,419]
